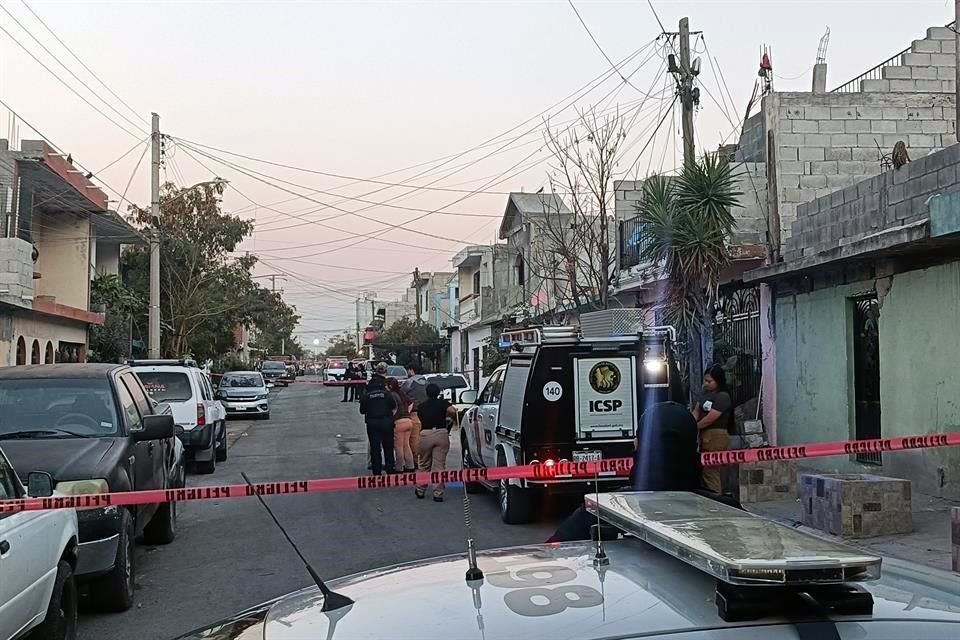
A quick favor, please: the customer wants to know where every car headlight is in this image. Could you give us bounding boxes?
[56,479,109,495]
[257,394,269,400]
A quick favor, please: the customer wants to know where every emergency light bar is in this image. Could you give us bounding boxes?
[585,491,882,587]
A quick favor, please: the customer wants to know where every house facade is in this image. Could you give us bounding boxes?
[746,142,960,500]
[0,139,143,366]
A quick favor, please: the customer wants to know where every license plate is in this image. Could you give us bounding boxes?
[573,450,602,462]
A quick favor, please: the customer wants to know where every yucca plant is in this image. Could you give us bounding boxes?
[636,153,742,389]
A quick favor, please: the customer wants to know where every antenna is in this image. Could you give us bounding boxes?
[463,487,484,581]
[241,472,353,612]
[591,472,609,568]
[816,27,830,65]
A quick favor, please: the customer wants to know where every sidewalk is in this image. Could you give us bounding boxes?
[746,493,960,573]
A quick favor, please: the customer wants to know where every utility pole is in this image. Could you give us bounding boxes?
[148,113,161,358]
[678,17,696,165]
[956,1,959,129]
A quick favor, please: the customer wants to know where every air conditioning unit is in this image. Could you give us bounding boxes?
[580,309,645,338]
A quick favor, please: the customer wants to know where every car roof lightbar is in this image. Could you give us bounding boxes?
[586,492,881,621]
[127,358,199,368]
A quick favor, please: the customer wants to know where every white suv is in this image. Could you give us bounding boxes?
[0,446,79,640]
[130,360,227,474]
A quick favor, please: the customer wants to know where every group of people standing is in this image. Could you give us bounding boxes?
[359,363,458,501]
[340,362,367,402]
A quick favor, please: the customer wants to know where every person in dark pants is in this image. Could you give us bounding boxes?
[359,362,397,475]
[547,401,742,542]
[354,364,367,402]
[342,363,355,403]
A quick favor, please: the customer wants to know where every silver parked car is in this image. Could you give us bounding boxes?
[216,371,273,420]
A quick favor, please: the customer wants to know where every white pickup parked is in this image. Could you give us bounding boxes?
[0,446,79,640]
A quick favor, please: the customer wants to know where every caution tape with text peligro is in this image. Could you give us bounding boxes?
[1,431,958,515]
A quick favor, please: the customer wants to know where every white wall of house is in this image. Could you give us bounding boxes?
[33,211,91,310]
[2,312,88,365]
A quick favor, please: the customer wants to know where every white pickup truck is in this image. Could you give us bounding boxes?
[0,446,79,640]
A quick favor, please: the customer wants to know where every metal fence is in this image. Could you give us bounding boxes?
[618,217,653,270]
[712,287,762,408]
[831,21,955,93]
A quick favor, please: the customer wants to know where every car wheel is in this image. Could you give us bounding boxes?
[215,422,228,462]
[195,453,216,474]
[461,435,483,495]
[499,478,534,525]
[90,509,135,612]
[29,559,77,640]
[142,493,176,545]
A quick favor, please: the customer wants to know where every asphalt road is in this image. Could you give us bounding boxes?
[80,376,558,640]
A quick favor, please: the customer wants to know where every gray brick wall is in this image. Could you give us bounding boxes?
[780,143,960,262]
[770,92,956,241]
[736,112,766,162]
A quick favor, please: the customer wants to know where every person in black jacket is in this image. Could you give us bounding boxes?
[546,401,742,542]
[359,362,398,475]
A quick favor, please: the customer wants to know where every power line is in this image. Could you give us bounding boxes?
[0,22,143,138]
[0,3,147,135]
[0,96,140,204]
[19,0,146,126]
[567,0,639,91]
[92,135,149,175]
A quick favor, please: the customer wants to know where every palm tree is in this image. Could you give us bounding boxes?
[635,153,743,391]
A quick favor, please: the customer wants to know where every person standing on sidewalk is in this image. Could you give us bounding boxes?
[360,363,398,475]
[401,365,429,463]
[414,383,458,502]
[386,377,415,472]
[693,363,733,494]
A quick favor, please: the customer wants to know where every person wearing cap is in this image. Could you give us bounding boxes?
[359,362,398,475]
[414,382,458,501]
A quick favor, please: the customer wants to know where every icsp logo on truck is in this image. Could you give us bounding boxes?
[588,361,620,394]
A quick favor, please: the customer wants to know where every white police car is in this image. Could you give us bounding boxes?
[175,491,960,639]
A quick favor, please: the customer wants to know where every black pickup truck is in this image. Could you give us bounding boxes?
[0,363,183,612]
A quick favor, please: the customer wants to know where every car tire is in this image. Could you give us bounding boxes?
[499,478,534,525]
[461,435,483,495]
[90,509,135,612]
[195,453,216,474]
[142,494,176,545]
[215,422,228,462]
[30,559,77,640]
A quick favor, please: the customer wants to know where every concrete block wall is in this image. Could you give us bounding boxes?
[781,143,960,262]
[736,112,766,162]
[613,180,643,221]
[769,92,957,241]
[731,162,767,245]
[862,26,957,93]
[0,237,34,309]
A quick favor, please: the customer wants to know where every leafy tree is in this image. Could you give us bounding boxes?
[375,317,441,345]
[635,153,742,388]
[123,181,300,361]
[89,273,145,363]
[324,333,357,358]
[481,342,508,376]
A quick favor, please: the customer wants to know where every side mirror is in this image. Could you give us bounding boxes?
[26,471,55,498]
[266,383,275,389]
[136,414,175,441]
[459,390,478,404]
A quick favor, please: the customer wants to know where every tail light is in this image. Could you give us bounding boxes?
[197,403,206,426]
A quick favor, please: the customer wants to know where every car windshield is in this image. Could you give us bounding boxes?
[222,374,263,388]
[0,378,120,437]
[262,362,286,372]
[329,360,347,369]
[137,371,193,402]
[426,375,468,391]
[387,365,407,377]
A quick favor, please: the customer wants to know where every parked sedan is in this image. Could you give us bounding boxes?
[217,371,273,420]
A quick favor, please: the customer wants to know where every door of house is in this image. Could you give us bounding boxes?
[852,295,882,465]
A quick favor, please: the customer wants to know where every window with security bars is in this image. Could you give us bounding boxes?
[851,294,882,465]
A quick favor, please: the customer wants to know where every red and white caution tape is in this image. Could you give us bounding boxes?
[1,431,957,515]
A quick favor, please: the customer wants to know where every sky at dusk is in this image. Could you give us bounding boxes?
[0,0,952,344]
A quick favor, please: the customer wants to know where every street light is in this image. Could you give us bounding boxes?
[148,174,231,358]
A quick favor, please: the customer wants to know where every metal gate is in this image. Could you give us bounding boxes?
[852,294,882,465]
[712,287,762,407]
